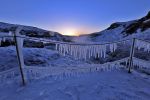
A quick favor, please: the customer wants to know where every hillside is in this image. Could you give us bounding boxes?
[0,22,72,42]
[74,11,150,43]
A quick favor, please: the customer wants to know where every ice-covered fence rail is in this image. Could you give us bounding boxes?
[133,57,150,69]
[10,36,130,60]
[0,31,14,46]
[1,35,150,47]
[24,57,129,80]
[0,68,20,84]
[135,38,150,53]
[0,35,131,60]
[55,43,116,60]
[16,35,131,45]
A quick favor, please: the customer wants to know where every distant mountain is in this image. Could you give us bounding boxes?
[0,22,71,42]
[74,11,150,43]
[0,22,73,47]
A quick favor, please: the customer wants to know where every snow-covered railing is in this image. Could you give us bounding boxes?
[135,39,150,53]
[133,57,150,69]
[23,57,129,80]
[0,34,130,61]
[0,31,14,46]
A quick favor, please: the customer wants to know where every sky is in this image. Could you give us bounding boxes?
[0,0,150,36]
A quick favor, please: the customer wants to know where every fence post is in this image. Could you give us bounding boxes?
[128,38,136,73]
[14,27,26,86]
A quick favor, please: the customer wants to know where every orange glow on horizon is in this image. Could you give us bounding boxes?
[56,26,101,36]
[60,28,80,36]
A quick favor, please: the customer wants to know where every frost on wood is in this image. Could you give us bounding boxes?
[15,27,25,68]
[135,39,150,53]
[56,43,118,60]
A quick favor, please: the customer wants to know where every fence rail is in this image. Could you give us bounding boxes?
[0,35,131,45]
[23,57,129,80]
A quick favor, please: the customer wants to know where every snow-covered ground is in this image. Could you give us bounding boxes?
[0,70,150,100]
[0,46,88,72]
[0,46,150,99]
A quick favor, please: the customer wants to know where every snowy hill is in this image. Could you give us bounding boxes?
[0,22,73,47]
[0,22,71,42]
[74,11,150,43]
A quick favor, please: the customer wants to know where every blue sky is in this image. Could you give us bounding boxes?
[0,0,150,35]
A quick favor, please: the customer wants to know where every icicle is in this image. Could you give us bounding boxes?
[110,43,113,53]
[97,45,100,58]
[63,44,66,56]
[55,43,58,51]
[103,45,107,58]
[135,39,150,53]
[2,37,6,42]
[8,31,13,36]
[113,43,117,52]
[100,45,103,58]
[56,41,119,60]
[0,38,1,46]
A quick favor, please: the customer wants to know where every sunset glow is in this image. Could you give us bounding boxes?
[61,28,79,36]
[1,0,149,36]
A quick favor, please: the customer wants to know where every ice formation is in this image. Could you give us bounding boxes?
[23,57,128,80]
[56,43,118,60]
[135,39,150,53]
[0,31,14,46]
[133,57,150,69]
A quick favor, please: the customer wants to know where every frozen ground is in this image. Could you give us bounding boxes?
[0,46,87,71]
[0,70,150,100]
[0,46,150,100]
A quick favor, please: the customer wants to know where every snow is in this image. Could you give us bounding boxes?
[73,20,150,44]
[73,25,125,43]
[0,21,150,100]
[0,46,88,71]
[0,70,150,100]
